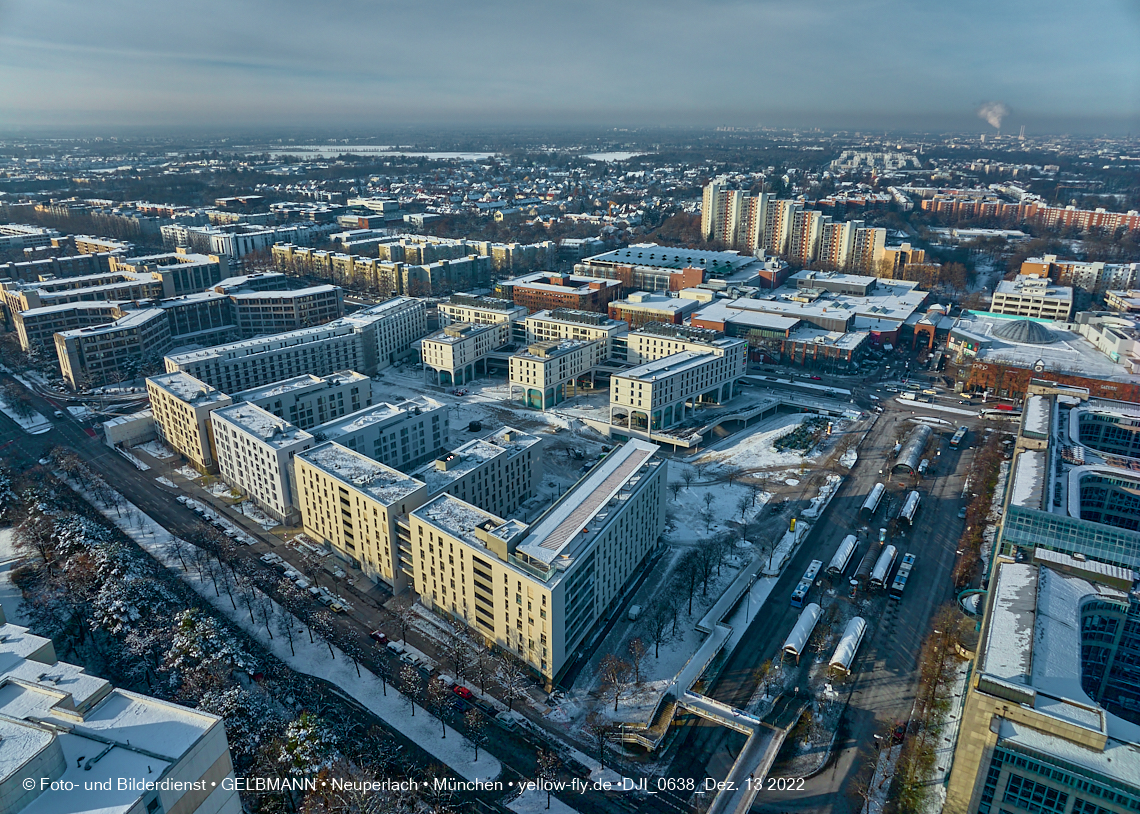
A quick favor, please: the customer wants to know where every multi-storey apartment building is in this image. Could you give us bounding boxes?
[990,276,1074,321]
[420,322,509,387]
[0,250,117,284]
[13,302,125,357]
[509,339,600,410]
[211,403,315,523]
[295,442,430,592]
[524,308,628,362]
[1105,290,1140,314]
[0,223,61,250]
[0,619,240,814]
[413,426,543,520]
[164,297,426,392]
[56,308,172,389]
[312,396,447,472]
[1020,255,1140,293]
[146,371,233,473]
[406,439,666,685]
[71,234,134,255]
[609,344,745,433]
[624,323,746,366]
[437,293,528,333]
[235,370,371,429]
[700,177,772,255]
[495,272,623,315]
[228,284,344,336]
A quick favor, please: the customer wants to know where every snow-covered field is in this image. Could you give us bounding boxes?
[695,413,823,473]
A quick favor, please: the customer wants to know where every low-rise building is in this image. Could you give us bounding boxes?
[610,344,744,433]
[146,371,233,473]
[295,442,429,592]
[406,439,666,685]
[509,339,599,410]
[991,275,1074,321]
[1106,290,1140,314]
[0,619,240,814]
[211,403,315,523]
[420,322,509,387]
[234,370,372,429]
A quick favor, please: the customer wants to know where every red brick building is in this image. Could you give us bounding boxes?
[496,272,623,314]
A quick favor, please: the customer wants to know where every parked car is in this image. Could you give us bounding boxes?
[958,507,968,519]
[453,685,474,700]
[328,602,345,613]
[176,495,189,504]
[495,712,518,731]
[52,410,64,418]
[627,605,643,621]
[810,375,822,381]
[892,723,907,745]
[370,630,388,644]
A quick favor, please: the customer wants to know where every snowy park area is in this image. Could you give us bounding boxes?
[135,440,175,459]
[695,413,826,473]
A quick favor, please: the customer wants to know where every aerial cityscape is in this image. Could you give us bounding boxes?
[0,3,1137,814]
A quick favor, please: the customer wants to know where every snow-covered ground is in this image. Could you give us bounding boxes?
[695,413,825,473]
[0,394,52,434]
[116,448,151,471]
[0,528,31,626]
[135,440,175,459]
[154,476,176,488]
[174,465,202,480]
[234,501,279,529]
[60,474,503,782]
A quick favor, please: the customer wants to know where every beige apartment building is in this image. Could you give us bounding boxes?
[234,370,371,429]
[406,439,666,684]
[414,426,543,520]
[610,345,744,433]
[147,371,234,472]
[437,294,528,333]
[990,275,1074,321]
[624,324,747,366]
[420,322,509,387]
[509,338,600,410]
[525,308,628,362]
[56,307,171,389]
[295,442,429,592]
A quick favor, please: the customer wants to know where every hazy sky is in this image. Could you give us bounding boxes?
[0,0,1137,135]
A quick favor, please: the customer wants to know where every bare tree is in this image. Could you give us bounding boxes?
[400,663,421,717]
[275,611,299,656]
[427,679,451,739]
[390,601,417,644]
[737,495,752,522]
[628,638,648,684]
[599,655,633,713]
[681,469,695,489]
[694,460,710,482]
[536,749,561,810]
[442,621,472,681]
[470,647,494,694]
[698,507,714,533]
[498,659,529,712]
[678,551,701,615]
[465,708,487,762]
[585,712,614,770]
[311,610,338,659]
[375,656,392,696]
[669,481,683,502]
[647,603,671,658]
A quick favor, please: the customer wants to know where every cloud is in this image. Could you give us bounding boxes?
[0,0,1136,131]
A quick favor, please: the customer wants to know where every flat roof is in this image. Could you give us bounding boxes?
[617,350,720,381]
[694,300,803,332]
[995,277,1073,299]
[516,440,659,565]
[415,427,541,495]
[298,441,424,505]
[613,293,698,313]
[234,370,367,402]
[213,402,313,446]
[56,308,164,338]
[147,371,228,405]
[413,494,529,554]
[584,244,755,271]
[313,396,442,439]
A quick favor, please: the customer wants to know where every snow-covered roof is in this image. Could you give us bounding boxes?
[515,440,659,566]
[313,396,442,440]
[213,402,313,447]
[615,351,720,382]
[980,562,1036,684]
[146,371,229,406]
[1022,394,1050,438]
[1009,449,1046,509]
[299,442,425,505]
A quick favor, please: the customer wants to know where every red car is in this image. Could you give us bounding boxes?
[810,375,822,380]
[892,723,907,745]
[453,685,474,700]
[369,630,388,644]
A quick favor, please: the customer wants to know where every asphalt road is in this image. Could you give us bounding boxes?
[664,393,984,814]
